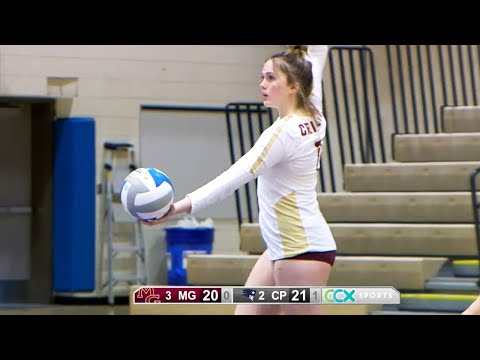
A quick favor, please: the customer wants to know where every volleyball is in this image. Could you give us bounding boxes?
[120,167,174,221]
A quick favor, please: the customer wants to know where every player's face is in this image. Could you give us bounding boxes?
[260,60,295,113]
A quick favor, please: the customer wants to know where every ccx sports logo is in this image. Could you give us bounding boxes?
[323,288,356,303]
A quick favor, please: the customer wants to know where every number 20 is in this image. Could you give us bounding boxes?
[202,289,219,302]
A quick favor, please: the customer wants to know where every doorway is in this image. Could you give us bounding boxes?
[0,98,55,304]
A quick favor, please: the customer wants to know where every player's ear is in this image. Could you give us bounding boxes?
[289,82,299,95]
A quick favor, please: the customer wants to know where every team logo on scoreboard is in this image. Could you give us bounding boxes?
[242,289,257,302]
[134,287,161,303]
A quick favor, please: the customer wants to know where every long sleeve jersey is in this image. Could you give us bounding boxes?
[187,45,336,260]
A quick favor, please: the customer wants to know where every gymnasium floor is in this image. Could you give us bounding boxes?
[0,304,129,315]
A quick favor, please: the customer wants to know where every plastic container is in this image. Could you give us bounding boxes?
[165,226,214,285]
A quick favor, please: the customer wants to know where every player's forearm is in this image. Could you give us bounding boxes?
[172,197,193,215]
[187,163,254,215]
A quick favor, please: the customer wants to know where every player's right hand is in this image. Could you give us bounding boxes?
[141,203,176,226]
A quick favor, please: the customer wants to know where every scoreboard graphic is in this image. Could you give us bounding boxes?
[133,286,400,305]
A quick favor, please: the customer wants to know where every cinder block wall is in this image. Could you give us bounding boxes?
[0,45,284,288]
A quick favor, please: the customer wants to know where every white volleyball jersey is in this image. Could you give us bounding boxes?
[187,45,336,260]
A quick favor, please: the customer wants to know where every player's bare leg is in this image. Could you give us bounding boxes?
[274,259,332,315]
[234,251,282,315]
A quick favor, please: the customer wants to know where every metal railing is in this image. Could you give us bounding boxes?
[386,45,480,134]
[323,46,386,192]
[471,167,480,282]
[225,103,274,227]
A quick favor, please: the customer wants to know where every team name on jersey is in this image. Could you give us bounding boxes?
[298,121,317,136]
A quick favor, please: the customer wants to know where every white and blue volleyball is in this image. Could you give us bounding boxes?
[120,168,174,221]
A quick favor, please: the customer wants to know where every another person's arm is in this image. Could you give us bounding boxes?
[462,295,480,315]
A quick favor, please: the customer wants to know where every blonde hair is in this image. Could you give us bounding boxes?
[267,45,321,124]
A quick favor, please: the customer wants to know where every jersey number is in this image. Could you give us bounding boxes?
[315,141,322,170]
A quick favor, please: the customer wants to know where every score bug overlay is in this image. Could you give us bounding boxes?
[133,286,401,305]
